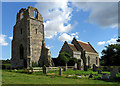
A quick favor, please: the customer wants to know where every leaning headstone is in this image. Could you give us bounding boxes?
[43,65,47,74]
[89,73,93,78]
[84,65,88,71]
[59,67,62,76]
[98,70,102,74]
[110,67,119,79]
[93,64,96,72]
[101,73,109,79]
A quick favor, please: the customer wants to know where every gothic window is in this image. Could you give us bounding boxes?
[34,9,38,18]
[21,28,22,34]
[88,56,90,66]
[20,44,24,59]
[21,11,24,18]
[35,29,37,34]
[96,57,98,65]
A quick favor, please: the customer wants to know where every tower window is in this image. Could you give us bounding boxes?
[36,29,37,34]
[21,28,22,34]
[20,44,24,59]
[21,11,24,18]
[96,57,98,65]
[34,9,38,18]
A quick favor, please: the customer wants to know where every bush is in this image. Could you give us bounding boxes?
[2,64,11,70]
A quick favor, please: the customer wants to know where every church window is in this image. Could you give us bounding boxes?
[34,9,38,18]
[96,57,98,65]
[36,29,37,34]
[88,56,90,66]
[20,44,24,59]
[21,28,22,34]
[21,11,24,18]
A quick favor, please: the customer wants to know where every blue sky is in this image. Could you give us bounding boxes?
[0,1,118,60]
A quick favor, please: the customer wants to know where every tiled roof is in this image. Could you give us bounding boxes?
[78,41,97,53]
[68,44,77,51]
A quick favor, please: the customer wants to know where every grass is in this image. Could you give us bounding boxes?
[2,69,120,84]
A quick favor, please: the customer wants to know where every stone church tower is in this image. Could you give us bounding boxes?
[11,6,53,68]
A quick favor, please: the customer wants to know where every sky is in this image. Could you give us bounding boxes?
[0,1,119,60]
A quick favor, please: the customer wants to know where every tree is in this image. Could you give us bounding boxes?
[101,44,120,66]
[57,52,72,66]
[68,57,78,66]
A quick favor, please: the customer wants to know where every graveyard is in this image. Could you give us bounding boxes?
[1,66,120,84]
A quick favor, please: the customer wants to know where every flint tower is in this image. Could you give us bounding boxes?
[11,6,53,68]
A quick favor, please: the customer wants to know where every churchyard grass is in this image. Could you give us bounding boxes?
[2,69,120,84]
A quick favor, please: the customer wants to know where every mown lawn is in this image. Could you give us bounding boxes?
[2,70,120,84]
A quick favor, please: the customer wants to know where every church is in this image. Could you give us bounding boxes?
[11,6,54,68]
[59,38,99,68]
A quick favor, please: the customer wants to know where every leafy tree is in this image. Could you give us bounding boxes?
[101,44,120,66]
[68,58,78,66]
[57,52,71,66]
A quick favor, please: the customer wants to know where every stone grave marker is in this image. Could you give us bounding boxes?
[59,67,62,76]
[93,64,96,72]
[43,65,47,74]
[101,73,109,79]
[98,70,102,74]
[110,67,119,79]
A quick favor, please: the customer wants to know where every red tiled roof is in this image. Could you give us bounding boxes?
[68,44,77,51]
[78,41,97,53]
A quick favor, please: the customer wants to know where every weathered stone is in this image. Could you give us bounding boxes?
[110,67,119,79]
[43,65,47,74]
[101,73,109,79]
[93,64,96,72]
[11,6,54,68]
[59,67,62,76]
[98,70,102,74]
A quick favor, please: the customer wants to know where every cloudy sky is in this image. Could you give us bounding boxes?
[0,1,119,60]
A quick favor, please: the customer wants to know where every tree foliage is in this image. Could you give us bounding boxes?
[57,52,78,66]
[101,44,120,66]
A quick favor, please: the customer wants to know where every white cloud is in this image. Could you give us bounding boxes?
[106,38,117,45]
[35,1,73,39]
[46,45,53,49]
[9,36,13,40]
[97,41,105,45]
[59,32,79,42]
[0,34,8,46]
[97,37,117,46]
[72,2,118,28]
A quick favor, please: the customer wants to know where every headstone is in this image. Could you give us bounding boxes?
[59,67,62,76]
[84,65,88,71]
[101,73,109,79]
[43,65,47,74]
[77,62,81,70]
[93,64,96,72]
[98,70,102,74]
[110,67,119,79]
[65,63,67,71]
[89,73,93,78]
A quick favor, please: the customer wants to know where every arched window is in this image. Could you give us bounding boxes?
[21,28,22,34]
[34,9,38,18]
[21,11,24,18]
[88,56,90,66]
[96,57,98,65]
[35,29,37,34]
[20,44,24,59]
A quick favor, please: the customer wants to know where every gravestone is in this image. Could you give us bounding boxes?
[59,67,62,76]
[101,73,109,79]
[89,73,93,78]
[84,65,88,71]
[93,64,96,72]
[43,65,47,74]
[77,62,81,70]
[110,67,119,79]
[98,70,102,74]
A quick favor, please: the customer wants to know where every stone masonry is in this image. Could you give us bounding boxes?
[11,6,53,68]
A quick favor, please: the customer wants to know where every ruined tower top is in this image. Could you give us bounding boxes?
[16,6,43,22]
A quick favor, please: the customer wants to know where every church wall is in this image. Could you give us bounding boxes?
[85,51,99,67]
